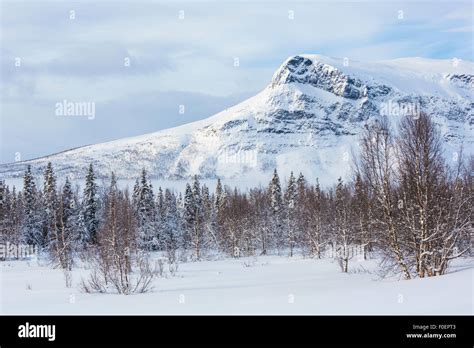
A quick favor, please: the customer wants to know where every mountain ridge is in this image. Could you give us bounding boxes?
[1,54,472,185]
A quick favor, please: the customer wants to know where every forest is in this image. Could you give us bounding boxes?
[0,114,472,294]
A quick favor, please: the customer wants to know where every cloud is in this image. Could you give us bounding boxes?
[443,26,474,33]
[1,0,472,162]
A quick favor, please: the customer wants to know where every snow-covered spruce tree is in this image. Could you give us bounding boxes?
[22,165,43,247]
[0,180,5,223]
[81,163,99,246]
[132,178,140,211]
[9,187,23,248]
[51,177,77,286]
[215,178,224,210]
[182,183,194,252]
[178,177,213,259]
[42,162,58,248]
[214,178,227,252]
[135,169,156,251]
[284,171,298,256]
[163,189,179,263]
[201,185,211,221]
[13,187,24,248]
[148,180,158,249]
[175,191,184,245]
[155,186,165,250]
[201,184,216,250]
[0,181,18,256]
[156,187,164,214]
[0,180,7,245]
[0,183,25,259]
[190,175,205,259]
[268,169,283,253]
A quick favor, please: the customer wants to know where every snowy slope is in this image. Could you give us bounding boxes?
[1,54,472,185]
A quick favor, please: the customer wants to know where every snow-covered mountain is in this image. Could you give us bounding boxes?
[1,54,472,185]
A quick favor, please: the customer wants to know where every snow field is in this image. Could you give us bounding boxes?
[1,254,472,315]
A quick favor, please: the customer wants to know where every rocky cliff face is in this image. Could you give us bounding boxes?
[272,55,368,99]
[1,54,472,185]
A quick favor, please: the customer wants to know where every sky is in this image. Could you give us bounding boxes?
[1,0,472,163]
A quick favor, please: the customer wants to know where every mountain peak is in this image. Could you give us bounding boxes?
[271,55,367,99]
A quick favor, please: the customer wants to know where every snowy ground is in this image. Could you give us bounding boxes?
[1,254,472,315]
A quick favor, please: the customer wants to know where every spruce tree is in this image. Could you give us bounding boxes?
[23,165,42,246]
[269,169,283,252]
[0,180,5,215]
[132,178,140,212]
[61,177,76,228]
[53,177,76,270]
[82,163,99,245]
[201,184,211,225]
[311,178,324,258]
[10,186,22,246]
[183,183,195,251]
[191,175,204,259]
[0,180,7,246]
[215,178,224,212]
[163,189,179,263]
[296,172,306,200]
[285,172,297,209]
[155,186,165,249]
[136,169,155,250]
[284,171,297,256]
[0,180,6,236]
[269,169,282,213]
[43,162,58,246]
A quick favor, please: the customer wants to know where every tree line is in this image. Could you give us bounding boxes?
[0,113,471,281]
